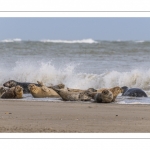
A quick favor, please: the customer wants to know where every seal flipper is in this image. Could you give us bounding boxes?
[49,83,65,89]
[37,81,44,86]
[41,86,49,93]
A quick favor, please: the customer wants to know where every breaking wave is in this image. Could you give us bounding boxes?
[1,38,22,42]
[40,38,98,44]
[1,61,150,92]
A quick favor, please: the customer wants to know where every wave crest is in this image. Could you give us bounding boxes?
[40,38,98,44]
[1,61,150,93]
[1,38,22,42]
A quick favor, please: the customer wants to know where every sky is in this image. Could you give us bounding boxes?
[0,18,150,41]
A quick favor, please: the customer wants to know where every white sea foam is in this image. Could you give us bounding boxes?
[1,61,150,92]
[117,99,150,104]
[1,38,22,42]
[40,38,98,44]
[117,101,147,104]
[135,40,145,43]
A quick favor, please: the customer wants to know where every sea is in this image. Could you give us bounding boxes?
[1,38,150,104]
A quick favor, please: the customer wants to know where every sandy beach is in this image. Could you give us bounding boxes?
[0,100,150,133]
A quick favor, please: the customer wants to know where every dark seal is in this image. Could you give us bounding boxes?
[3,80,40,94]
[121,86,148,97]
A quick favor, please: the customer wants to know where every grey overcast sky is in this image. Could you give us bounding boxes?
[0,18,150,41]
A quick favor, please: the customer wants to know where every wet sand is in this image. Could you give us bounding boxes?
[0,100,150,133]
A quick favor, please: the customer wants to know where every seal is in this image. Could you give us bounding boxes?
[28,82,60,98]
[121,86,147,97]
[97,86,123,102]
[88,89,113,103]
[0,86,6,97]
[51,87,93,101]
[109,86,123,102]
[3,80,40,94]
[1,85,23,99]
[67,87,97,93]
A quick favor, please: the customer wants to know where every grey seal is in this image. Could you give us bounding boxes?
[51,87,93,101]
[121,86,148,97]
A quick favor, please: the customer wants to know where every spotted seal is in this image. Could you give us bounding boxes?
[28,82,60,98]
[51,87,93,101]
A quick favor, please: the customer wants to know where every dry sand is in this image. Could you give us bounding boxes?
[0,100,150,133]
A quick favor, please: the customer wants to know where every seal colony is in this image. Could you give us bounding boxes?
[0,79,148,102]
[3,80,41,94]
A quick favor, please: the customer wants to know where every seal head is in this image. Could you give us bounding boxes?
[3,80,17,88]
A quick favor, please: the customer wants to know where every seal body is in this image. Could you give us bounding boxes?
[88,89,113,103]
[28,84,60,98]
[97,86,123,102]
[121,86,147,97]
[109,87,123,102]
[14,85,24,99]
[51,87,92,101]
[3,80,40,94]
[1,85,23,99]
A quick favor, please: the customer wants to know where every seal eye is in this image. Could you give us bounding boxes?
[102,91,106,94]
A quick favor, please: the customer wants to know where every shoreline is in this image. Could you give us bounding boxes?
[0,100,150,133]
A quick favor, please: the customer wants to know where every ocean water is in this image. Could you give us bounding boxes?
[1,38,150,104]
